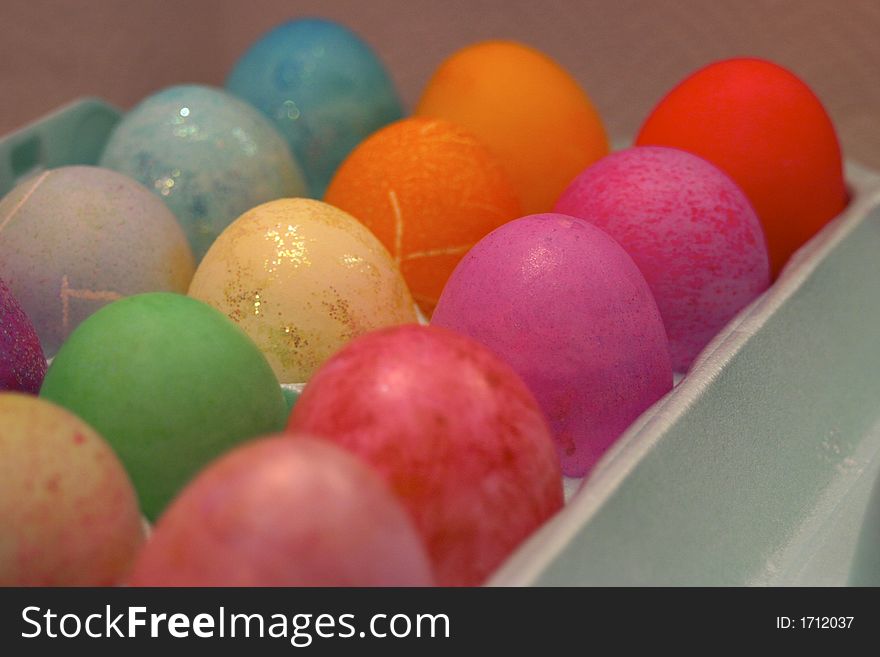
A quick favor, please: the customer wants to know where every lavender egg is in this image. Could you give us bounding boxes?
[432,213,672,477]
[554,146,770,371]
[0,279,46,394]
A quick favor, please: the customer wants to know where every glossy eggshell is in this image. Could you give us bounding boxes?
[0,393,144,585]
[99,84,307,260]
[188,198,417,383]
[287,324,563,586]
[226,17,403,198]
[324,117,521,315]
[416,40,608,215]
[554,146,770,371]
[128,435,433,586]
[0,166,195,356]
[0,278,46,394]
[432,214,673,477]
[636,58,848,277]
[39,292,288,520]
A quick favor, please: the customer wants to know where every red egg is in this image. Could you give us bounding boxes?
[287,324,563,586]
[128,435,433,586]
[636,57,847,277]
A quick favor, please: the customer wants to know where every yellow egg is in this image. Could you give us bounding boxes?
[188,198,417,383]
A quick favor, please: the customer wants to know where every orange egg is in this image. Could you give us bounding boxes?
[324,117,521,315]
[415,40,609,215]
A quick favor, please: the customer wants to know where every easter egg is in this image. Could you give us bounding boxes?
[188,198,416,383]
[416,40,608,214]
[128,436,433,586]
[40,293,287,519]
[432,214,672,477]
[0,393,144,585]
[554,147,770,371]
[325,117,521,314]
[0,279,46,394]
[288,324,563,586]
[226,18,403,197]
[99,84,306,259]
[636,57,848,277]
[0,166,195,356]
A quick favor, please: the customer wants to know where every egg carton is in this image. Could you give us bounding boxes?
[3,99,880,586]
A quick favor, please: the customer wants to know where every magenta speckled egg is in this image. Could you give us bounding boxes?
[0,279,46,394]
[288,324,563,586]
[432,214,672,477]
[554,146,770,371]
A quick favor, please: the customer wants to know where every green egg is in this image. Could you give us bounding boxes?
[40,292,287,519]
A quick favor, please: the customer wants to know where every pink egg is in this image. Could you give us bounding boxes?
[128,435,433,586]
[554,146,770,370]
[1,279,46,394]
[432,214,672,477]
[287,324,563,586]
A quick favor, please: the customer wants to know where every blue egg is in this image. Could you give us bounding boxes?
[99,85,307,260]
[225,18,404,198]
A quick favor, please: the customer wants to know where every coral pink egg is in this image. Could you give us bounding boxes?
[287,324,563,586]
[554,146,770,371]
[432,214,672,477]
[128,435,433,586]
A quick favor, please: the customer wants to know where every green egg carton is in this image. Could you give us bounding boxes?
[4,99,880,586]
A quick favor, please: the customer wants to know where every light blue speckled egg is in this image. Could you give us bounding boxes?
[99,85,307,260]
[225,18,403,198]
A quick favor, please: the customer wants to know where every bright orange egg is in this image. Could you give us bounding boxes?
[415,40,609,215]
[324,117,521,315]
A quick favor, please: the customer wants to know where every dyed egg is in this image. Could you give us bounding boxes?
[188,198,417,383]
[40,293,287,519]
[554,147,770,371]
[636,58,848,277]
[416,40,608,214]
[325,118,521,314]
[0,166,194,355]
[99,85,306,259]
[129,436,433,586]
[0,279,46,394]
[288,324,563,586]
[226,18,403,198]
[0,393,144,585]
[432,214,672,477]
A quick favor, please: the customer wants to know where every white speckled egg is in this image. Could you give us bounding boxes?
[99,84,307,259]
[0,166,195,356]
[188,198,417,383]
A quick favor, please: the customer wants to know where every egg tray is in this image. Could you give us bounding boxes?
[3,98,880,586]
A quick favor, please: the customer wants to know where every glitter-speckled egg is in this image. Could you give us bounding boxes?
[0,166,195,356]
[40,293,288,520]
[324,118,521,315]
[554,147,770,371]
[99,85,306,259]
[0,279,46,394]
[416,40,608,215]
[432,214,673,477]
[0,393,145,586]
[226,17,403,198]
[188,198,417,383]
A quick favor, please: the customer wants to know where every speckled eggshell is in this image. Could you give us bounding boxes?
[39,293,288,520]
[99,85,307,259]
[0,166,195,356]
[0,278,46,394]
[129,436,433,586]
[287,324,563,586]
[0,393,145,586]
[226,17,403,198]
[188,198,417,384]
[554,147,770,371]
[432,214,673,477]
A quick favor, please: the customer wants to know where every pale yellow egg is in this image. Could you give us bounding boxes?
[188,198,417,383]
